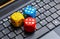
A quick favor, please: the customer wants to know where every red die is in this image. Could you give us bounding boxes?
[24,17,36,32]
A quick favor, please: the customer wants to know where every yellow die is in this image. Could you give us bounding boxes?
[10,12,24,27]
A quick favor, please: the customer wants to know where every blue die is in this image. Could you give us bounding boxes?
[23,5,36,18]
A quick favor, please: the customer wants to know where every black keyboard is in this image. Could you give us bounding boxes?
[0,0,60,39]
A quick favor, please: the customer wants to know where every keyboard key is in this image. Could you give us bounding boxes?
[2,28,10,34]
[0,25,4,31]
[54,0,60,3]
[55,4,60,10]
[36,11,40,16]
[52,19,60,26]
[8,32,16,38]
[44,11,51,16]
[3,18,8,22]
[15,35,23,39]
[25,26,49,39]
[40,31,60,39]
[57,10,60,15]
[31,2,36,5]
[3,21,10,27]
[44,4,50,10]
[51,13,58,19]
[49,7,56,13]
[36,0,40,3]
[0,32,4,38]
[54,25,60,36]
[22,32,28,38]
[36,23,42,29]
[49,2,56,7]
[38,8,45,13]
[46,16,53,22]
[40,20,47,26]
[36,17,40,23]
[8,16,10,19]
[43,0,50,3]
[38,14,46,20]
[47,23,55,29]
[58,17,60,21]
[33,5,39,9]
[0,21,3,24]
[14,29,22,34]
[38,2,45,7]
[2,36,9,39]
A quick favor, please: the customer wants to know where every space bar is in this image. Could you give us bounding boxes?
[25,26,49,39]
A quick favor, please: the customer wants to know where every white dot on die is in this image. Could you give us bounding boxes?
[31,12,33,13]
[25,10,27,12]
[30,8,31,10]
[25,22,28,24]
[26,8,28,9]
[28,11,30,13]
[32,22,34,24]
[32,9,34,11]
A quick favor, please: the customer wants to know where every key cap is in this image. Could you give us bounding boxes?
[14,29,22,34]
[43,0,50,3]
[3,21,10,27]
[47,23,55,29]
[38,14,46,20]
[44,11,51,16]
[3,18,8,22]
[25,26,49,39]
[52,19,60,26]
[2,28,10,34]
[54,0,60,3]
[40,20,47,26]
[36,17,40,23]
[58,17,60,21]
[36,11,40,16]
[31,2,36,5]
[21,32,28,38]
[0,25,4,31]
[15,35,23,39]
[46,16,53,22]
[40,31,60,39]
[0,21,3,24]
[38,8,45,13]
[54,25,60,36]
[38,2,45,7]
[33,5,39,9]
[8,32,16,38]
[49,7,56,13]
[49,2,56,7]
[55,4,60,10]
[36,0,40,3]
[2,36,9,39]
[51,13,58,19]
[36,23,42,30]
[44,4,50,10]
[0,32,4,38]
[57,10,60,15]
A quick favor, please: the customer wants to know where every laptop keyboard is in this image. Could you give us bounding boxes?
[0,0,60,39]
